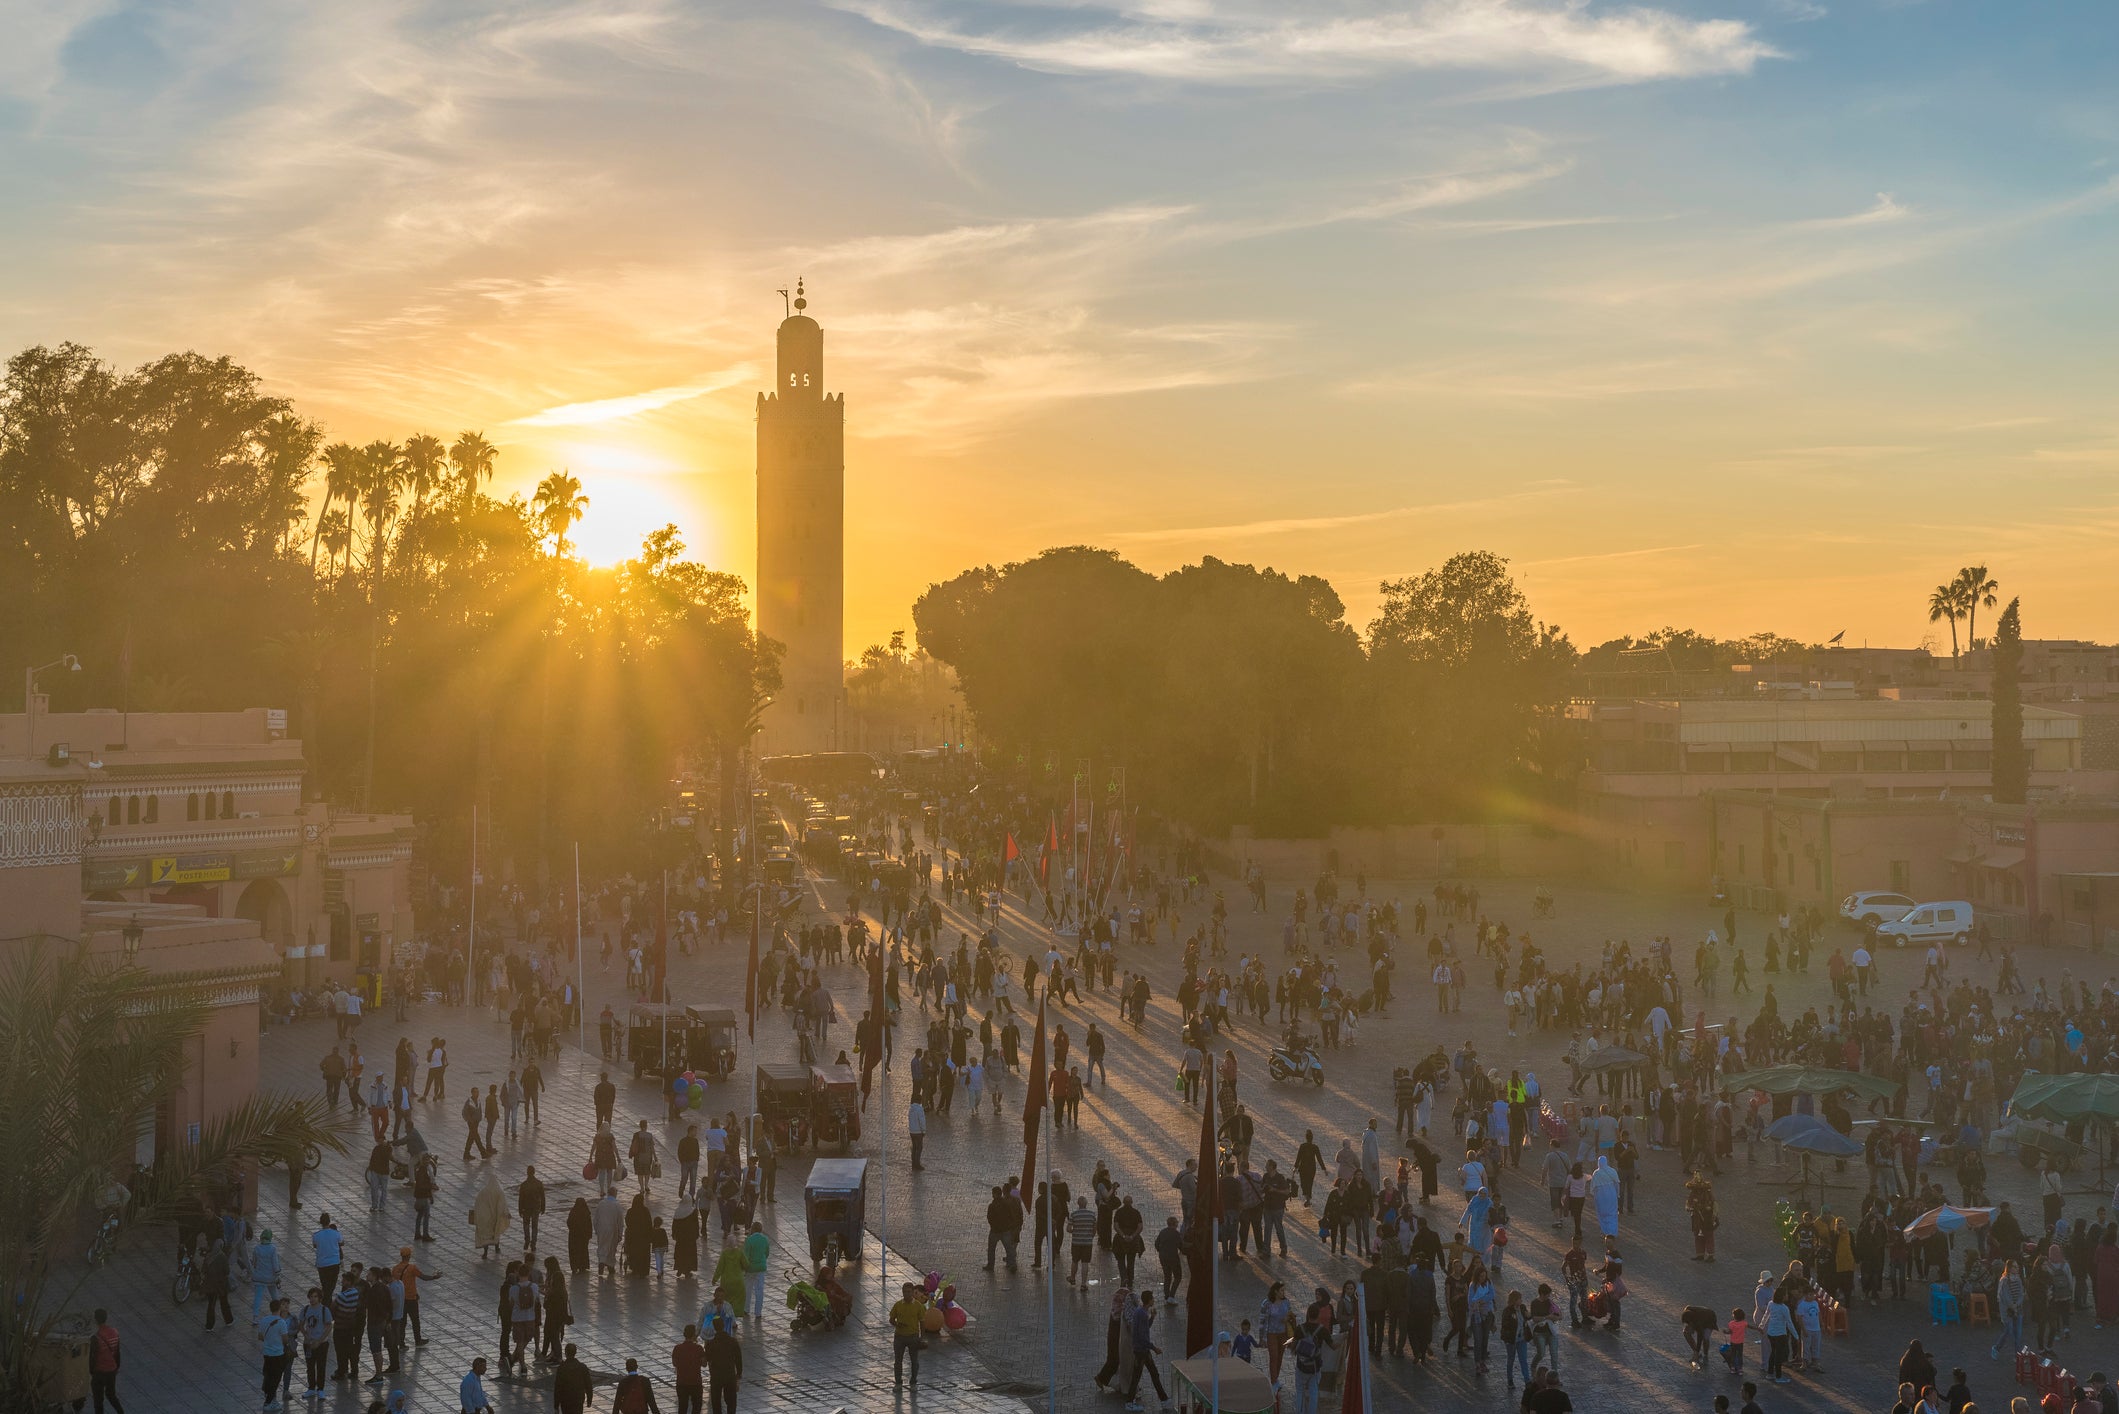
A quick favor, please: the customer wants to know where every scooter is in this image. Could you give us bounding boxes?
[1268,1040,1325,1086]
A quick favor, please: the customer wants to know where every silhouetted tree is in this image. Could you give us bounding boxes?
[1991,596,2026,804]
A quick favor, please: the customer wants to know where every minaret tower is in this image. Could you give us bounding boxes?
[755,279,845,752]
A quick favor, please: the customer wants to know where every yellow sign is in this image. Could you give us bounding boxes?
[150,855,231,885]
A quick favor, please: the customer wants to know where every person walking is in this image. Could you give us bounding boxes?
[88,1308,123,1414]
[250,1229,283,1320]
[391,1248,436,1347]
[553,1343,594,1414]
[458,1357,493,1414]
[890,1282,928,1386]
[908,1098,928,1171]
[201,1238,236,1331]
[295,1287,331,1399]
[471,1172,511,1260]
[705,1318,745,1414]
[741,1221,771,1318]
[673,1325,707,1414]
[612,1356,660,1413]
[253,1296,292,1411]
[518,1166,547,1251]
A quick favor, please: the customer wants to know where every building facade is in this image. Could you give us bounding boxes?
[755,281,846,753]
[0,707,414,988]
[1576,697,2118,894]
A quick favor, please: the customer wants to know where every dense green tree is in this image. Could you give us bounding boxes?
[0,342,777,889]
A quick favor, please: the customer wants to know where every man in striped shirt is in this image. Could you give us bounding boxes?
[1066,1195,1099,1290]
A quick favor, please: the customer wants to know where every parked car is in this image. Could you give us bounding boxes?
[1872,900,1974,948]
[1840,891,1917,929]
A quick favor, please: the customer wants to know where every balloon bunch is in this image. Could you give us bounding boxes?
[922,1269,970,1333]
[1773,1198,1799,1256]
[672,1071,708,1110]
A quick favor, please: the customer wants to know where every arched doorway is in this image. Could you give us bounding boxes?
[235,877,294,951]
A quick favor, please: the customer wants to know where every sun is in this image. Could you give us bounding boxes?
[568,472,690,567]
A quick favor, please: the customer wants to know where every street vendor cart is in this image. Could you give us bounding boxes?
[811,1062,861,1151]
[757,1062,813,1150]
[1170,1354,1277,1413]
[803,1156,869,1264]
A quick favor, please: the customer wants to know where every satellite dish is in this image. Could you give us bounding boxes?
[1827,630,1846,646]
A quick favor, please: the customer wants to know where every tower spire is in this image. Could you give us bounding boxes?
[794,277,807,314]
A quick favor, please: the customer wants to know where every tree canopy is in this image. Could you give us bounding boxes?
[915,546,1570,832]
[0,343,778,883]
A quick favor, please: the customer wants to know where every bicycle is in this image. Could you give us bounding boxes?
[171,1245,196,1306]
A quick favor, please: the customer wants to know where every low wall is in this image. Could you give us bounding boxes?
[1212,824,1583,883]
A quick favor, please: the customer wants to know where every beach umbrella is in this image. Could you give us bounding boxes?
[1775,1124,1862,1159]
[1765,1113,1838,1145]
[1902,1205,1995,1240]
[1723,1066,1898,1104]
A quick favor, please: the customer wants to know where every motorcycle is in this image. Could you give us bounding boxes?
[1267,1041,1325,1087]
[171,1244,196,1306]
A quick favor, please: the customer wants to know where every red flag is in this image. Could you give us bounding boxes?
[743,887,761,1040]
[1339,1286,1370,1414]
[1018,997,1048,1212]
[861,941,886,1094]
[1186,1062,1219,1357]
[1004,832,1021,863]
[1046,814,1059,857]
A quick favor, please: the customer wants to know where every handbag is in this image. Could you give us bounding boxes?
[651,1160,664,1179]
[582,1161,597,1181]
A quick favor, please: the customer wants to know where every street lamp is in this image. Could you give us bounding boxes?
[121,913,144,962]
[23,654,82,761]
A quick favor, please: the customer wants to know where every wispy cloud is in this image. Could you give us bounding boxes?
[509,366,757,426]
[839,0,1778,85]
[1345,355,1749,401]
[1109,484,1579,544]
[1524,542,1703,568]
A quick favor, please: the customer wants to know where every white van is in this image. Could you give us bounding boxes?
[1872,901,1974,948]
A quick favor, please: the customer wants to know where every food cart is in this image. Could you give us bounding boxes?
[758,1063,814,1149]
[803,1156,868,1264]
[628,1004,740,1082]
[811,1062,861,1151]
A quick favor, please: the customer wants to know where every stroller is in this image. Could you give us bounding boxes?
[785,1263,851,1334]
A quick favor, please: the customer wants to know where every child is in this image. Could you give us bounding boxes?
[1232,1320,1256,1364]
[1794,1289,1822,1372]
[650,1217,669,1277]
[1721,1308,1748,1374]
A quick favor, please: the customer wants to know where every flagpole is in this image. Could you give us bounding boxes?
[1211,1197,1220,1414]
[1044,1052,1056,1414]
[574,843,586,1055]
[1357,1283,1375,1414]
[879,1040,889,1308]
[467,804,478,1010]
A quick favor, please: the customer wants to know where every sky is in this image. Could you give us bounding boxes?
[3,0,2115,658]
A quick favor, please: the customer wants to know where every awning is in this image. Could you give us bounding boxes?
[1858,740,1909,754]
[1981,847,2025,871]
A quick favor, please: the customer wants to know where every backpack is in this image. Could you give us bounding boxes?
[1293,1332,1323,1375]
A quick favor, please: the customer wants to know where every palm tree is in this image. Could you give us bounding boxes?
[1956,565,1999,650]
[358,440,405,582]
[532,470,590,558]
[398,433,447,575]
[0,943,344,1403]
[311,441,363,576]
[449,430,497,504]
[255,413,321,554]
[316,507,353,578]
[1928,582,1964,662]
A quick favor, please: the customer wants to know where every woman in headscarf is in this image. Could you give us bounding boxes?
[672,1198,700,1279]
[1092,1286,1129,1391]
[566,1196,593,1273]
[712,1241,748,1314]
[1590,1155,1621,1239]
[1465,1187,1494,1261]
[592,1191,624,1277]
[2092,1223,2119,1326]
[1336,1138,1360,1188]
[622,1194,652,1276]
[539,1255,571,1363]
[471,1173,511,1259]
[2037,1244,2074,1344]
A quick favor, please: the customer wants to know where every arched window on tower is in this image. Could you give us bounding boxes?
[144,795,158,824]
[187,793,200,821]
[126,796,139,825]
[222,790,236,817]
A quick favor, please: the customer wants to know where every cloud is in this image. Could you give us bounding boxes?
[1787,192,1912,230]
[1345,354,1749,401]
[1109,484,1579,544]
[509,366,758,426]
[838,0,1779,85]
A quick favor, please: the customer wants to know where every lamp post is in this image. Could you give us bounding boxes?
[121,913,144,963]
[23,654,82,760]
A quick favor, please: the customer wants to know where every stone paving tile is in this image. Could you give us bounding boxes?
[72,848,2114,1414]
